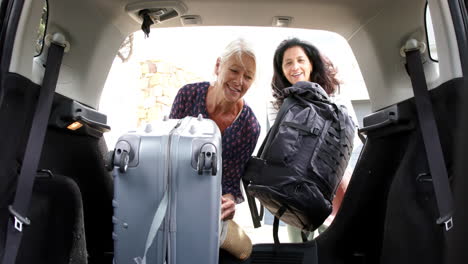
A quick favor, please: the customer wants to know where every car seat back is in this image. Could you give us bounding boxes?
[16,172,87,264]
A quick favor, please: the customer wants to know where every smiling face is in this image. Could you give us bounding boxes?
[215,53,256,103]
[282,46,313,85]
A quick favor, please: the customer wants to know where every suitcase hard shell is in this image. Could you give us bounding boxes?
[112,115,222,264]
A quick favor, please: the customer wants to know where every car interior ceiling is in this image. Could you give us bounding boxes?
[0,0,466,264]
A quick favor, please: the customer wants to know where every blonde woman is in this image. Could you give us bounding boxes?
[170,39,261,222]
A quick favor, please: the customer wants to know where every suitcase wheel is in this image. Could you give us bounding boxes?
[197,143,218,176]
[118,151,129,173]
[211,153,217,176]
[197,152,205,175]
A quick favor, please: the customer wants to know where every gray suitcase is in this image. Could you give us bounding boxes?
[111,115,222,264]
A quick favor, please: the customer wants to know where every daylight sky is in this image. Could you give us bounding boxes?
[130,26,368,101]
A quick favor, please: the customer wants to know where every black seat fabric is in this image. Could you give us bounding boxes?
[17,174,87,264]
[0,74,89,263]
[39,126,114,263]
[314,79,461,264]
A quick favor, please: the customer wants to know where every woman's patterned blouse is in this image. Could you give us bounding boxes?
[170,82,260,203]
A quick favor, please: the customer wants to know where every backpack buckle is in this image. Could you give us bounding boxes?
[8,205,31,232]
[311,127,320,136]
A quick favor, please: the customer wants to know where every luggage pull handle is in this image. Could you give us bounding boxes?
[197,143,218,176]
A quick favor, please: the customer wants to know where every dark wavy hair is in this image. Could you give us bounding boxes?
[271,38,340,109]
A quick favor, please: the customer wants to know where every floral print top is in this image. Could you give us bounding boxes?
[170,82,260,203]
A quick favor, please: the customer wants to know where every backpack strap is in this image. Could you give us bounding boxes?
[272,206,287,245]
[242,180,263,228]
[243,96,297,229]
[260,97,296,158]
[336,105,352,152]
[255,127,271,157]
[404,41,453,231]
[300,230,310,242]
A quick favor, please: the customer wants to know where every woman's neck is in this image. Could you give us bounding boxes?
[206,84,243,116]
[206,84,244,133]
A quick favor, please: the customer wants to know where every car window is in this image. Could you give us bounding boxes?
[34,0,47,57]
[100,27,369,243]
[425,3,438,61]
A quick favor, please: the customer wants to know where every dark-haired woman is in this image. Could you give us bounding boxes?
[269,38,356,241]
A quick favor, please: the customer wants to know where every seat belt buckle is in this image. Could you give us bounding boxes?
[443,217,453,231]
[8,205,31,232]
[437,214,453,232]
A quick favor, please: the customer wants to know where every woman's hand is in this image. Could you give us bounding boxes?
[221,194,236,220]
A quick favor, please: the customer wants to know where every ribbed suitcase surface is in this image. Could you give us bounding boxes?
[112,116,222,264]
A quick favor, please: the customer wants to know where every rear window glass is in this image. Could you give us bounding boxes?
[425,4,438,61]
[100,26,369,243]
[34,0,47,56]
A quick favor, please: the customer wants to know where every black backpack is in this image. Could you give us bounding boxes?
[243,81,356,233]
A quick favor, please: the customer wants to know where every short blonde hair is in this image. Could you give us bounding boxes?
[219,38,256,70]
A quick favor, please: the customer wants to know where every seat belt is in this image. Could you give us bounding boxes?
[404,39,453,231]
[1,41,65,264]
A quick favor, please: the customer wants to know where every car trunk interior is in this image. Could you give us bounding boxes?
[0,0,467,263]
